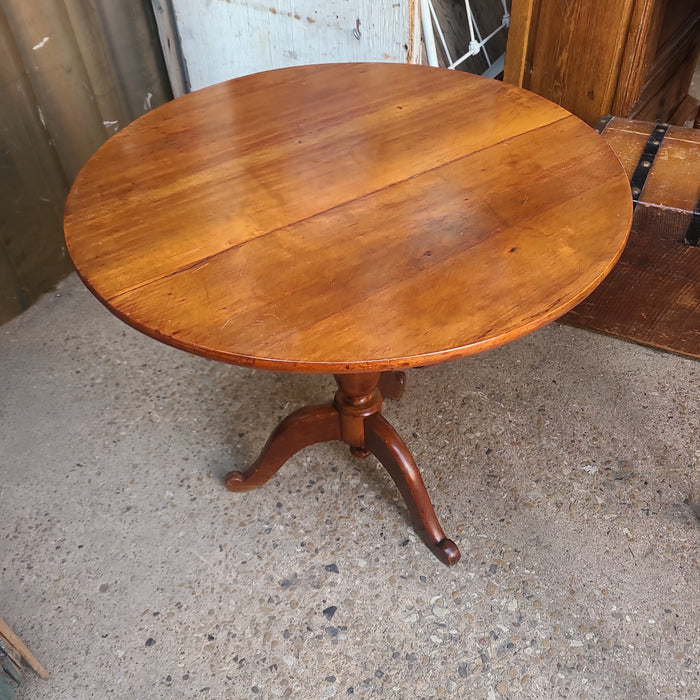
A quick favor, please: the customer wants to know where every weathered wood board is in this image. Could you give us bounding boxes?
[152,0,420,93]
[562,117,700,358]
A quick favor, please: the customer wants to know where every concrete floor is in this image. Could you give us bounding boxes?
[1,273,698,699]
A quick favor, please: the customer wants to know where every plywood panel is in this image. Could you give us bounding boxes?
[165,0,419,91]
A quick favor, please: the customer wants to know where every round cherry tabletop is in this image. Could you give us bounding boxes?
[64,62,632,374]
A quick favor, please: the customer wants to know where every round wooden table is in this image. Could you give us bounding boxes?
[64,63,632,565]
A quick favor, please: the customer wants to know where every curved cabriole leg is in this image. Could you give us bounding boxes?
[364,412,461,566]
[225,403,341,492]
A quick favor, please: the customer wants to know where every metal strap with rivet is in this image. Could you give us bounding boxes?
[629,123,670,206]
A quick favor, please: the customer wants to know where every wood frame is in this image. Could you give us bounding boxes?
[504,0,700,125]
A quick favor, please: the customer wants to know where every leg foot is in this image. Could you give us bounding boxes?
[364,412,461,566]
[225,403,340,492]
[349,446,371,459]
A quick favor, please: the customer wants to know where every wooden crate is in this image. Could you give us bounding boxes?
[562,116,700,358]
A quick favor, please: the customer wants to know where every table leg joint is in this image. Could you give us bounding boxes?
[333,372,383,449]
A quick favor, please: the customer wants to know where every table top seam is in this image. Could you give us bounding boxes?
[104,113,575,305]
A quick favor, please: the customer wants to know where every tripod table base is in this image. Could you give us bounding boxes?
[225,371,460,566]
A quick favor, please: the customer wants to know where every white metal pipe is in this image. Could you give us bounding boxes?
[420,0,439,67]
[470,1,491,65]
[465,0,477,47]
[501,0,510,26]
[431,9,452,65]
[429,0,453,65]
[449,17,508,70]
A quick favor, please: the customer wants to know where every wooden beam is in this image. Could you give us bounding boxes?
[503,0,536,85]
[0,619,49,681]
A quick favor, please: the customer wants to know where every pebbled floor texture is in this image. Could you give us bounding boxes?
[1,273,698,699]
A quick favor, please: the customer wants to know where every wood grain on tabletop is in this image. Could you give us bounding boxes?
[64,62,632,373]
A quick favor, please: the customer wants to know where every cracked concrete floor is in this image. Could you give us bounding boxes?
[1,273,698,699]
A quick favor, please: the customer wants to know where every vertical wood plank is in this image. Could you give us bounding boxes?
[515,0,636,123]
[150,0,189,97]
[503,0,536,85]
[611,0,667,116]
